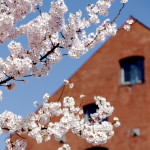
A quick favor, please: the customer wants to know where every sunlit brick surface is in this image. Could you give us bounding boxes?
[11,19,150,150]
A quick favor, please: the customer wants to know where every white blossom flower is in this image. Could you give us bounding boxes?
[43,93,50,101]
[0,0,123,148]
[63,96,75,107]
[127,19,134,25]
[113,117,119,121]
[113,121,121,127]
[64,79,69,85]
[80,94,85,99]
[123,25,130,31]
[6,138,27,150]
[69,83,74,89]
[58,144,71,150]
[33,101,39,107]
[0,91,120,148]
[121,0,128,3]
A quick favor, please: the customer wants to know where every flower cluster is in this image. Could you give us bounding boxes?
[90,96,114,122]
[6,139,27,150]
[0,0,128,90]
[0,0,128,149]
[58,144,71,150]
[0,111,22,134]
[123,19,134,31]
[0,90,120,149]
[86,0,114,18]
[121,0,128,4]
[0,0,43,42]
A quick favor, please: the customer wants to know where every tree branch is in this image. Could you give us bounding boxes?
[0,76,14,85]
[39,43,59,62]
[0,44,60,86]
[111,3,125,24]
[86,3,126,48]
[57,84,66,102]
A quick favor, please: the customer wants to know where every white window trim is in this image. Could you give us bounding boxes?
[120,68,143,85]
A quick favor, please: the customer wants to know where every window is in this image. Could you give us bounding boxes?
[120,56,144,85]
[83,104,108,123]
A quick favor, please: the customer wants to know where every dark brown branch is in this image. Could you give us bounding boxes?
[86,3,126,48]
[36,5,42,15]
[39,43,59,62]
[0,44,59,86]
[15,132,26,139]
[2,127,10,131]
[111,3,125,24]
[79,98,84,108]
[23,74,33,77]
[63,54,68,56]
[49,38,55,47]
[14,79,25,82]
[60,32,65,39]
[0,76,14,85]
[0,3,126,86]
[85,34,98,48]
[57,84,66,102]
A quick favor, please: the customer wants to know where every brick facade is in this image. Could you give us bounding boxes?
[11,19,150,150]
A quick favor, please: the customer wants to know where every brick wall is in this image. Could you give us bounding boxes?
[11,19,150,150]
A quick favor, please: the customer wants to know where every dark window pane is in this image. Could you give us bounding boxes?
[123,63,130,82]
[83,104,108,123]
[84,104,98,121]
[137,60,144,81]
[85,107,97,119]
[120,56,144,85]
[130,64,137,84]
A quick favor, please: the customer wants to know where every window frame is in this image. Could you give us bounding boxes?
[120,56,144,85]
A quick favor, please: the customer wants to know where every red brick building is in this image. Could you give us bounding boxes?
[11,19,150,150]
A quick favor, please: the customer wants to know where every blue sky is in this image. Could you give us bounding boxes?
[0,0,150,149]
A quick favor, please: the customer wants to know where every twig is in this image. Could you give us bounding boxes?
[111,3,125,24]
[86,3,126,47]
[85,34,98,48]
[63,54,68,56]
[60,32,65,39]
[14,79,25,82]
[79,98,84,108]
[36,5,42,15]
[15,132,26,139]
[57,85,66,102]
[0,76,14,85]
[39,43,59,61]
[0,44,59,86]
[23,74,33,77]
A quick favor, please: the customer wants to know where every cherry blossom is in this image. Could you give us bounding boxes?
[58,144,71,150]
[121,0,128,3]
[6,138,27,150]
[0,84,120,149]
[123,24,130,31]
[0,0,130,149]
[0,0,127,88]
[123,19,134,31]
